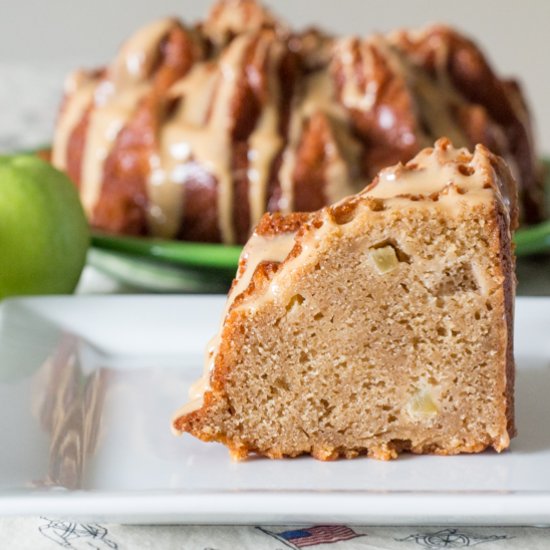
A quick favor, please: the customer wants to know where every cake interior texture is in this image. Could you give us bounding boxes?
[173,139,516,460]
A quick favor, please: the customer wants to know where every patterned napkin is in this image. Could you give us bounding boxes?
[1,519,549,549]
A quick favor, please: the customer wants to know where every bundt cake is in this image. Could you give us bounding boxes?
[52,0,543,244]
[172,139,517,460]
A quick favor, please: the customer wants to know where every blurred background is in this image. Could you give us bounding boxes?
[0,0,549,153]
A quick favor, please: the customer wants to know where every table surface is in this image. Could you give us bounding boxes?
[1,63,550,550]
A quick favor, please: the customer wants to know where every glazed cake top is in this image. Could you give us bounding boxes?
[53,0,532,243]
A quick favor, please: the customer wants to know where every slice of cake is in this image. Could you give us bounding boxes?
[173,139,517,460]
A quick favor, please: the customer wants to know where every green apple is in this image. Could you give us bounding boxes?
[0,155,89,299]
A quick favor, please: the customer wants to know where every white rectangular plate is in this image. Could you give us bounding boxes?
[0,295,549,525]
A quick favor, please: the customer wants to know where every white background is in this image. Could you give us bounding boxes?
[1,0,548,153]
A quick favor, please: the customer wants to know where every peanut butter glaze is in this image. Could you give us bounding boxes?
[363,140,514,229]
[81,84,149,216]
[367,143,477,199]
[147,45,239,241]
[226,231,297,311]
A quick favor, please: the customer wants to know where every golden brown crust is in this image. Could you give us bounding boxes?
[204,0,286,48]
[255,211,311,236]
[484,146,517,440]
[497,204,517,439]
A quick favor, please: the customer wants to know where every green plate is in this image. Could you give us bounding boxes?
[87,159,550,292]
[90,233,241,293]
[515,158,550,256]
[91,232,242,271]
[88,248,233,293]
[515,220,550,257]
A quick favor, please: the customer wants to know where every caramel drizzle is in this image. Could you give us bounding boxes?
[151,35,253,243]
[147,63,219,237]
[151,33,286,242]
[81,18,175,217]
[279,70,361,212]
[246,39,284,230]
[376,33,469,147]
[52,71,99,171]
[53,18,175,217]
